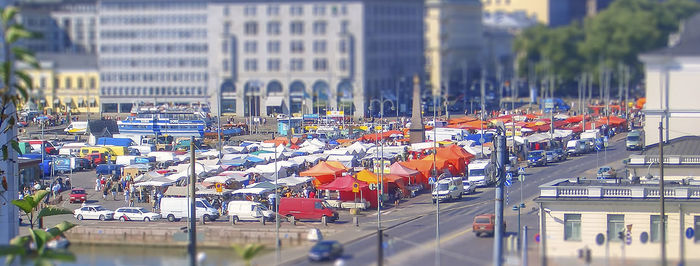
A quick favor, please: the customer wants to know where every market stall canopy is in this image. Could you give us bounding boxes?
[133,180,172,187]
[222,145,249,154]
[390,162,420,177]
[346,142,370,154]
[326,160,350,171]
[248,181,277,189]
[326,155,355,168]
[134,171,165,183]
[317,175,368,192]
[232,187,272,195]
[202,175,236,184]
[299,162,345,186]
[277,176,312,187]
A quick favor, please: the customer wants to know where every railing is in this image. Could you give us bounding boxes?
[629,155,700,165]
[602,188,631,197]
[645,188,676,197]
[691,189,700,198]
[558,188,588,197]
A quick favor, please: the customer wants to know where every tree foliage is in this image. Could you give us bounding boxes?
[232,243,266,266]
[514,0,700,94]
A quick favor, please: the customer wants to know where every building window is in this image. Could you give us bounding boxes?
[244,41,257,53]
[244,59,257,72]
[290,5,303,16]
[290,21,304,35]
[222,40,229,53]
[313,21,327,35]
[244,5,257,16]
[290,40,304,53]
[607,215,625,242]
[267,21,281,35]
[77,78,84,89]
[290,59,303,71]
[313,40,327,53]
[223,6,230,16]
[313,58,327,71]
[89,77,95,89]
[313,5,326,16]
[244,21,258,35]
[39,77,46,88]
[65,77,72,89]
[564,214,581,241]
[53,77,59,89]
[267,5,279,16]
[267,41,281,53]
[339,59,348,71]
[223,59,229,71]
[341,20,349,34]
[339,40,348,53]
[651,215,667,243]
[223,22,231,35]
[267,59,280,71]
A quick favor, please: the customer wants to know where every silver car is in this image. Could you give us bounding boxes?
[462,180,476,195]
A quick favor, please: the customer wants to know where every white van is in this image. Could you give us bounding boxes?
[432,177,464,203]
[227,201,274,225]
[160,197,220,222]
[58,143,88,156]
[468,159,495,187]
[64,121,88,134]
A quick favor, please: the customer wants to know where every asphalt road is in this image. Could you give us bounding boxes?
[290,135,633,266]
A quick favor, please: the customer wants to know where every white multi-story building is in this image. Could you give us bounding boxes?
[97,0,211,113]
[208,0,425,118]
[18,0,98,54]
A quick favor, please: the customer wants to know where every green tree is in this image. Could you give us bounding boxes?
[232,243,266,266]
[514,0,700,95]
[12,190,73,230]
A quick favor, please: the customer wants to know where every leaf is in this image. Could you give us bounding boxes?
[13,49,39,69]
[6,24,32,44]
[29,229,49,255]
[11,198,33,214]
[1,6,18,24]
[33,190,50,204]
[2,144,7,160]
[15,70,33,89]
[0,244,25,256]
[14,83,28,100]
[10,139,21,155]
[37,206,74,222]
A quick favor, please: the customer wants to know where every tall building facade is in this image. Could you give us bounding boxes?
[425,0,483,97]
[208,0,425,118]
[18,0,425,118]
[97,0,210,113]
[18,0,98,54]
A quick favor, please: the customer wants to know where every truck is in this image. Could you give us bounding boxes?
[425,128,468,142]
[431,177,464,202]
[21,140,57,155]
[467,159,495,187]
[580,130,600,141]
[64,121,88,134]
[160,197,220,222]
[96,137,134,147]
[566,139,588,156]
[626,130,644,150]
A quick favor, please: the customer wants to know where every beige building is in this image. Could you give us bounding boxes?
[627,136,700,181]
[639,14,700,146]
[23,53,99,115]
[536,178,700,265]
[425,0,483,96]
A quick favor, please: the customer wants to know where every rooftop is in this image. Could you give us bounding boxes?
[536,178,700,201]
[645,13,700,57]
[35,53,98,71]
[643,136,700,156]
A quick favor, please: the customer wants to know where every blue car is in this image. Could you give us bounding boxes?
[308,240,343,261]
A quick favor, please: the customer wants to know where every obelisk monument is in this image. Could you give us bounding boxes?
[409,74,426,143]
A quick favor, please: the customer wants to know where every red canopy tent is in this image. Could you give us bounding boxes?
[317,175,377,208]
[390,162,422,185]
[300,162,345,186]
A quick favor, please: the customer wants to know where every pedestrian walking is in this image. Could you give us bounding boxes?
[95,177,101,191]
[111,183,117,200]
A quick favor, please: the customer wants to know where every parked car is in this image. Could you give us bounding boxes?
[473,213,505,237]
[597,166,617,179]
[278,198,338,225]
[432,177,464,203]
[527,150,547,167]
[308,240,344,261]
[227,201,274,225]
[114,207,161,222]
[553,148,567,161]
[462,179,476,195]
[545,151,558,163]
[160,197,219,222]
[83,153,107,167]
[68,188,87,204]
[74,205,114,221]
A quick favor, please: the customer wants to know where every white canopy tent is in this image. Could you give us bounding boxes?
[326,155,355,168]
[277,176,312,187]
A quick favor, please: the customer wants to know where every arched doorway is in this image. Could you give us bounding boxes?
[312,80,329,115]
[289,81,305,115]
[266,80,284,115]
[220,80,236,114]
[244,81,262,116]
[337,80,354,115]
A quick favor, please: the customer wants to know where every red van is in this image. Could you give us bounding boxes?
[278,198,338,224]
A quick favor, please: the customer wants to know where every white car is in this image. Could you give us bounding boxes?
[74,205,115,221]
[114,207,161,222]
[462,179,476,195]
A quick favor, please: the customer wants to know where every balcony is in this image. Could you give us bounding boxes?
[539,178,700,200]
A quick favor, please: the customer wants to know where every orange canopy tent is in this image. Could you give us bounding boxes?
[263,137,290,146]
[317,175,378,208]
[401,156,457,186]
[595,116,627,127]
[300,162,345,186]
[448,116,477,125]
[326,161,350,171]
